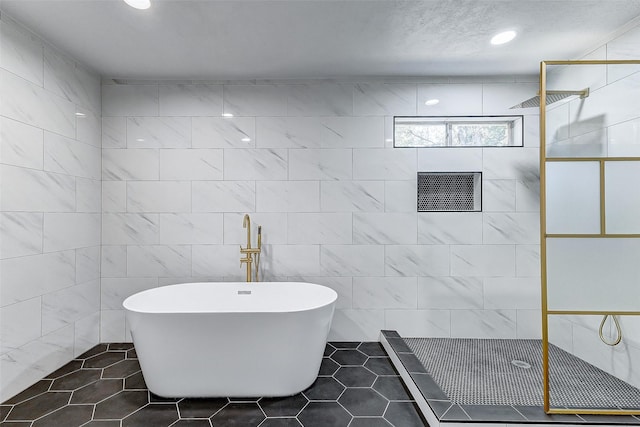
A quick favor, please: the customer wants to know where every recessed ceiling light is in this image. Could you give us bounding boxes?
[222,113,234,117]
[491,30,517,45]
[123,0,151,10]
[424,99,440,106]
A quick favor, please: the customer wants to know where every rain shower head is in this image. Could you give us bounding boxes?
[509,88,589,109]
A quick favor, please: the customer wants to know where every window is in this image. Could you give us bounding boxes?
[394,116,523,148]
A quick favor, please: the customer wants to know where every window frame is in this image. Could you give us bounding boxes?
[393,115,524,148]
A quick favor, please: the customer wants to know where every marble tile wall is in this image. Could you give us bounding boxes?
[545,25,640,389]
[0,13,101,401]
[100,76,542,344]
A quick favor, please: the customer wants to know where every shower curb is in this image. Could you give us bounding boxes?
[380,330,640,426]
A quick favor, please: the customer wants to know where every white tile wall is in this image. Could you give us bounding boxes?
[0,13,101,401]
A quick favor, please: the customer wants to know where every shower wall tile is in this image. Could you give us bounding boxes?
[1,14,102,400]
[322,117,385,148]
[352,277,417,309]
[353,83,417,116]
[1,250,75,307]
[482,212,539,244]
[417,83,483,116]
[353,148,416,180]
[127,117,191,148]
[320,181,384,212]
[223,84,287,116]
[607,26,640,82]
[0,15,44,86]
[43,213,101,252]
[515,178,540,212]
[0,212,43,259]
[293,276,353,309]
[418,212,483,245]
[481,82,538,115]
[101,245,127,278]
[160,149,223,180]
[192,181,256,212]
[100,310,126,342]
[385,245,449,277]
[329,309,385,341]
[159,84,223,116]
[321,245,385,276]
[287,83,353,116]
[0,117,43,170]
[159,213,223,245]
[418,277,484,310]
[267,245,321,276]
[451,245,516,277]
[102,213,159,245]
[417,147,483,172]
[482,148,539,180]
[288,149,352,181]
[223,149,287,180]
[102,117,126,148]
[102,84,158,117]
[127,181,191,212]
[192,117,256,149]
[516,309,541,339]
[287,213,352,245]
[515,245,540,277]
[101,278,158,310]
[102,149,159,181]
[450,309,517,339]
[0,298,42,355]
[1,69,75,138]
[126,245,192,277]
[384,309,451,338]
[353,212,417,244]
[76,178,101,213]
[483,277,541,309]
[483,180,516,212]
[44,132,101,180]
[256,117,323,148]
[256,181,320,212]
[1,165,76,212]
[384,180,416,212]
[192,244,245,277]
[102,181,127,212]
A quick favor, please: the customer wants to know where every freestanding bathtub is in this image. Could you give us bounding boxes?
[122,282,337,398]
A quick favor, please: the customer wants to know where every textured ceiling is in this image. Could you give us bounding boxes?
[1,0,640,79]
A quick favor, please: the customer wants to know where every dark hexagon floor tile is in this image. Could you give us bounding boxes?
[83,351,125,369]
[259,393,308,417]
[102,359,141,379]
[318,358,339,376]
[77,344,108,359]
[227,396,259,402]
[82,421,121,427]
[259,418,302,427]
[334,366,377,388]
[124,371,147,390]
[210,402,265,427]
[6,391,70,421]
[150,392,180,403]
[109,343,134,350]
[171,420,212,427]
[329,342,360,349]
[338,388,388,416]
[358,342,388,357]
[373,376,411,401]
[330,350,367,366]
[44,360,83,379]
[178,398,228,418]
[94,390,148,419]
[349,417,393,427]
[364,357,397,376]
[3,379,52,404]
[127,348,138,359]
[31,404,93,427]
[122,403,179,427]
[297,401,352,427]
[70,379,123,404]
[1,404,12,421]
[302,377,345,401]
[50,368,101,391]
[323,344,335,357]
[1,422,31,426]
[383,401,427,427]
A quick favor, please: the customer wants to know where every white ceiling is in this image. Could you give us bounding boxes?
[2,0,640,80]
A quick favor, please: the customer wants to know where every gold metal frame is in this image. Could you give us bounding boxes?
[540,60,640,415]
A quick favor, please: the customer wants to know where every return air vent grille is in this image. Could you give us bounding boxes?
[417,172,481,212]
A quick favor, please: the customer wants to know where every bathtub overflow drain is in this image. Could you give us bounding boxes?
[237,290,252,295]
[511,359,532,369]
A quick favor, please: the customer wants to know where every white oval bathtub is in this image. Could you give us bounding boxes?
[123,282,337,398]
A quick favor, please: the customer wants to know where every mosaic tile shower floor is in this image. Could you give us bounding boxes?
[1,342,427,427]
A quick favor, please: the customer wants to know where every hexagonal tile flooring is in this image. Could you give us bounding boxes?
[1,342,427,427]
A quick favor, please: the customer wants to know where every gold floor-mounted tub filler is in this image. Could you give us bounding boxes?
[538,59,640,416]
[240,214,262,282]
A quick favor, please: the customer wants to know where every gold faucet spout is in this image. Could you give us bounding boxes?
[243,214,251,249]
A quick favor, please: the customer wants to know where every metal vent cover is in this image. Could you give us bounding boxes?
[417,172,481,212]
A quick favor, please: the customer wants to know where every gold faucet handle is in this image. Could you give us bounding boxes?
[240,247,261,254]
